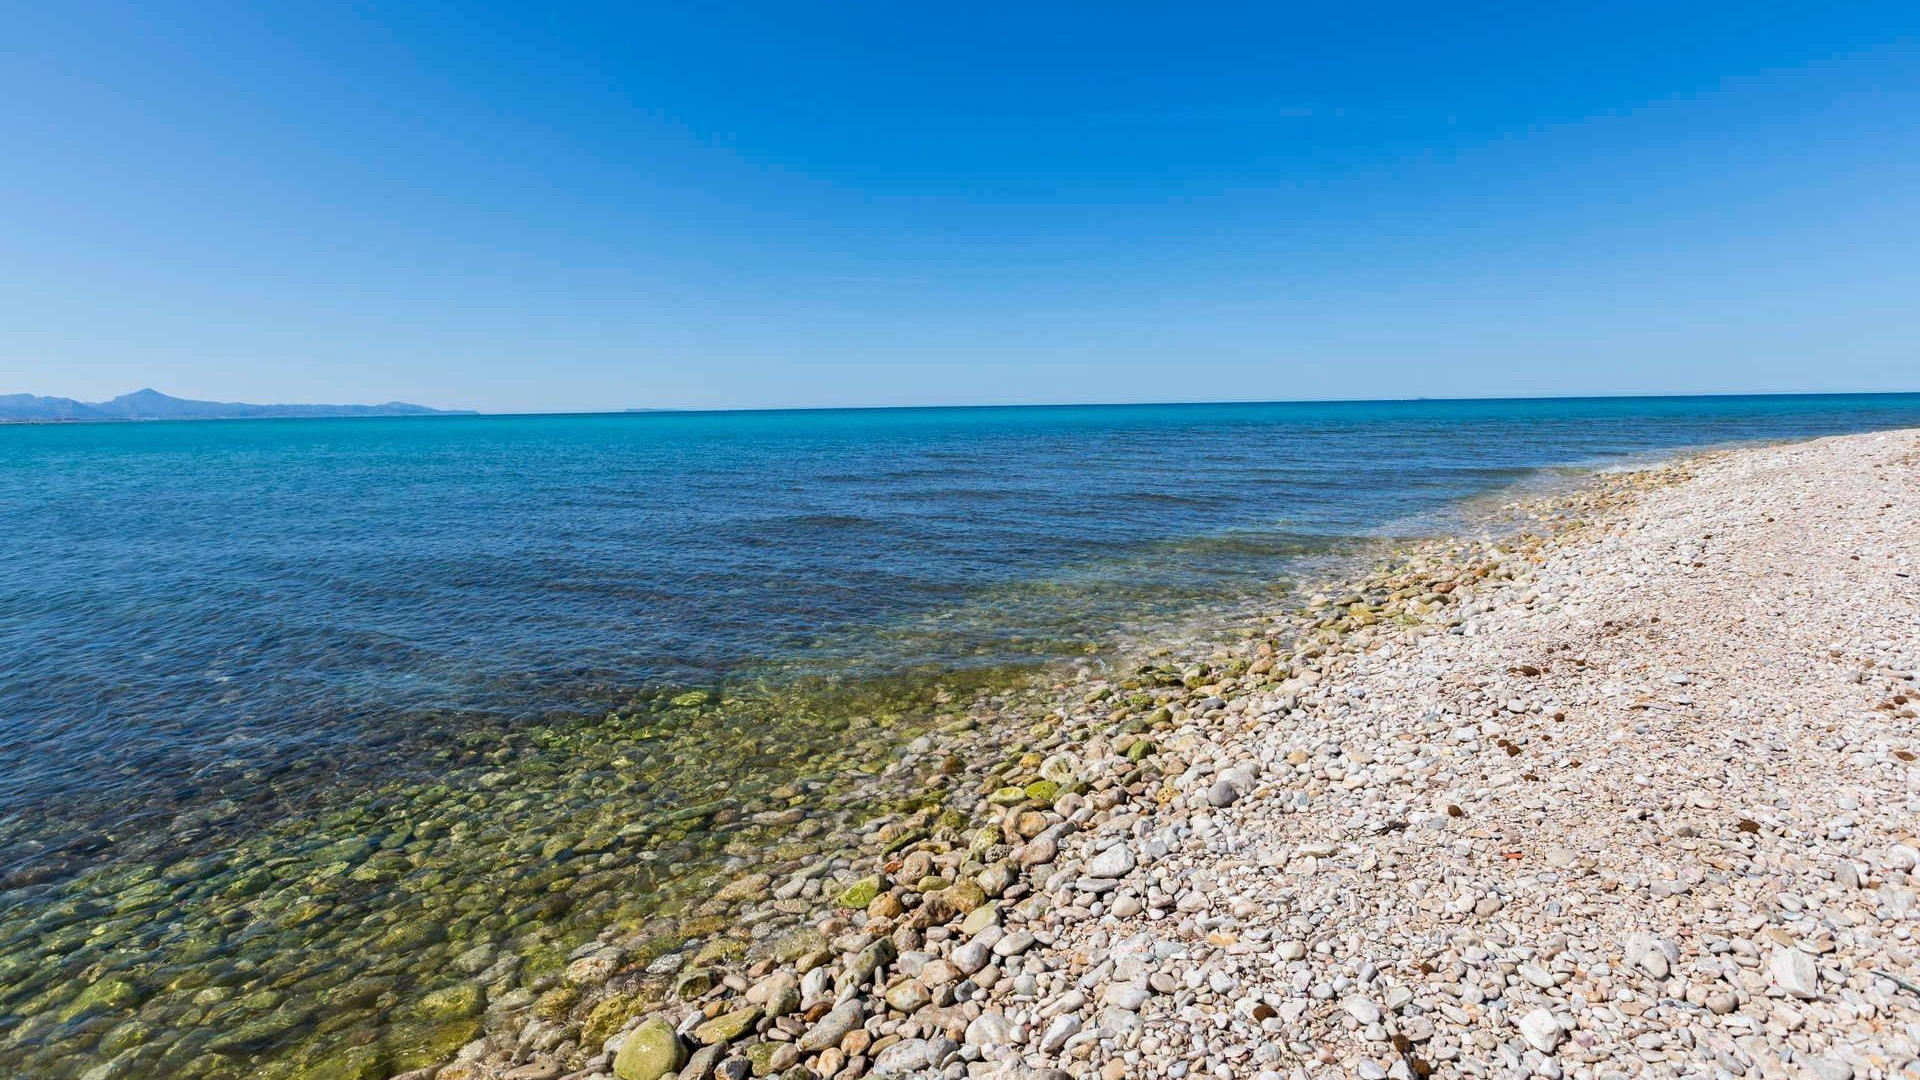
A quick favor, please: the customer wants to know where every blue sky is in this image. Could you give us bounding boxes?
[3,2,1916,412]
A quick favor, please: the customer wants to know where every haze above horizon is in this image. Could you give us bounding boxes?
[4,3,1917,412]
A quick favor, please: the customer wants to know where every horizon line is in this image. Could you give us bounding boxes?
[9,386,1920,425]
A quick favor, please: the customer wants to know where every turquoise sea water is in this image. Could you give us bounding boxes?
[4,392,1920,1079]
[5,393,1920,883]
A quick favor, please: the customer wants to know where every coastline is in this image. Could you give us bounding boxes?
[439,429,1919,1080]
[10,429,1917,1080]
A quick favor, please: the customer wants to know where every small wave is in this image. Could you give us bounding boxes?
[778,513,890,529]
[1116,491,1224,507]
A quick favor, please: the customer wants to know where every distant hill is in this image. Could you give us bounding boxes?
[0,388,475,422]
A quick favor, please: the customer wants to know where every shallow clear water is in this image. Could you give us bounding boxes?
[5,393,1920,878]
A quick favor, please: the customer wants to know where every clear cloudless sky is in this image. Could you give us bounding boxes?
[2,2,1917,412]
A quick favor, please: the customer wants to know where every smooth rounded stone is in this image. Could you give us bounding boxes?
[1102,983,1152,1010]
[1085,844,1136,879]
[952,939,993,976]
[1517,963,1555,989]
[675,1044,725,1080]
[959,903,1000,937]
[965,1010,1023,1050]
[749,972,800,1017]
[1516,1007,1563,1053]
[1204,780,1241,808]
[1097,1005,1143,1037]
[1018,837,1060,868]
[992,931,1036,958]
[1770,947,1819,999]
[977,862,1018,897]
[883,980,932,1013]
[894,949,933,978]
[870,1037,936,1075]
[799,966,833,1008]
[613,1017,687,1080]
[798,1000,864,1052]
[1111,895,1143,918]
[763,1043,800,1073]
[842,937,898,991]
[1341,997,1381,1025]
[1624,933,1675,979]
[1038,1014,1082,1052]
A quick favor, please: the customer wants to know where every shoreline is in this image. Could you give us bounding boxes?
[437,429,1919,1080]
[11,430,1917,1080]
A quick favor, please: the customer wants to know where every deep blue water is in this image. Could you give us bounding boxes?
[4,393,1919,872]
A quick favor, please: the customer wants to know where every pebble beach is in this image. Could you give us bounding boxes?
[399,428,1920,1080]
[12,425,1919,1080]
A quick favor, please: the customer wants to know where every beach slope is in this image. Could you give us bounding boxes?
[466,429,1920,1080]
[1021,429,1920,1078]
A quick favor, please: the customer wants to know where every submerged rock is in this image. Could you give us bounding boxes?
[613,1017,686,1080]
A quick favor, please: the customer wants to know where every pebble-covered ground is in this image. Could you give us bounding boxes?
[378,430,1920,1080]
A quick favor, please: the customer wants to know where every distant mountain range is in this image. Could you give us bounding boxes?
[0,388,475,422]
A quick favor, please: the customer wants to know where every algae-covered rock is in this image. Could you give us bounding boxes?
[835,875,883,909]
[673,968,714,1000]
[924,880,986,923]
[743,1041,780,1076]
[691,936,745,966]
[96,1018,155,1058]
[408,981,483,1021]
[290,1046,389,1080]
[204,1006,314,1054]
[532,985,580,1021]
[613,1016,686,1080]
[386,1016,483,1072]
[692,1004,761,1045]
[714,873,771,902]
[1023,779,1060,802]
[581,991,644,1046]
[56,976,141,1021]
[844,937,896,989]
[760,922,821,960]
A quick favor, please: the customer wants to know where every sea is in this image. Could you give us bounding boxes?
[3,392,1919,1078]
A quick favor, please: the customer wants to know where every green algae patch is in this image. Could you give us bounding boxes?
[0,660,1049,1080]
